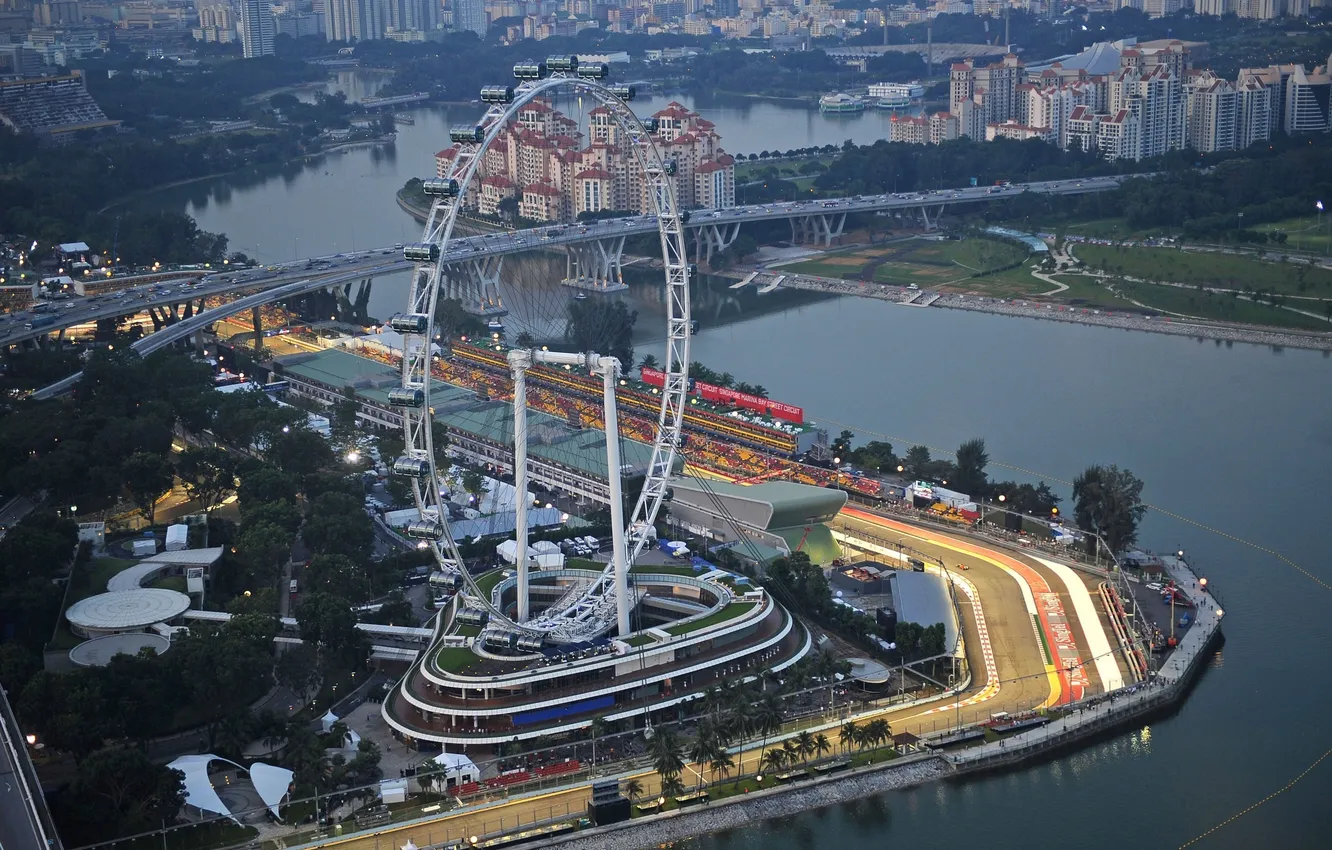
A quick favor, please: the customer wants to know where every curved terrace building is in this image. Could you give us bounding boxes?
[383,566,810,747]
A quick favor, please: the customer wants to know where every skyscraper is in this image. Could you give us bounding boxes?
[240,0,276,58]
[455,0,486,38]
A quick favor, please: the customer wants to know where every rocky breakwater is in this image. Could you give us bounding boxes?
[539,757,950,850]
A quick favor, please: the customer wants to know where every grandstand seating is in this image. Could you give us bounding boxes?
[0,73,118,137]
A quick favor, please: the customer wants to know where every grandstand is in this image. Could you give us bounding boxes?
[0,72,119,138]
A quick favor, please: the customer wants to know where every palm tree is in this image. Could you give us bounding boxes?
[688,725,720,791]
[756,693,783,757]
[622,777,644,805]
[761,747,787,777]
[709,750,735,785]
[661,774,686,799]
[795,730,816,766]
[783,738,800,767]
[649,727,685,786]
[813,733,832,762]
[725,698,754,745]
[839,722,857,754]
[852,724,870,753]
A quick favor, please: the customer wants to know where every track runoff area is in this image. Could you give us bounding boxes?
[308,508,1130,850]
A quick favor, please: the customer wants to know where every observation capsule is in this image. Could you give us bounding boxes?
[577,63,609,80]
[388,387,426,408]
[545,55,579,73]
[406,520,444,539]
[404,242,440,263]
[480,85,515,104]
[513,61,548,80]
[609,85,636,102]
[422,178,460,197]
[392,456,431,478]
[389,313,429,334]
[449,124,485,144]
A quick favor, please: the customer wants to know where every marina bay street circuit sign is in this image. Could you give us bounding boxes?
[641,367,804,424]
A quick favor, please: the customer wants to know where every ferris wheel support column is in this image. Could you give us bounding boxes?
[597,356,632,636]
[508,349,533,622]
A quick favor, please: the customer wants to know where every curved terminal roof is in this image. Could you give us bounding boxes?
[671,479,846,531]
[69,632,172,667]
[66,589,192,632]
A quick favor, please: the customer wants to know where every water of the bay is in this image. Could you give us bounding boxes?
[132,76,1332,847]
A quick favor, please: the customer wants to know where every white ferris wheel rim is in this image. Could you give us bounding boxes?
[399,72,692,637]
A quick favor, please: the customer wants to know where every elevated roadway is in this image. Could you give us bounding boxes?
[0,684,59,850]
[2,175,1127,350]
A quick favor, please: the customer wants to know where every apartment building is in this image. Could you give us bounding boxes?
[435,99,735,223]
[949,54,1025,139]
[1185,71,1239,153]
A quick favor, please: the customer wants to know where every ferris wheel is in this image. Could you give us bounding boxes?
[387,57,691,643]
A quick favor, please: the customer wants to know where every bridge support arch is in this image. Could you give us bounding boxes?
[562,236,627,293]
[789,212,846,247]
[693,221,742,265]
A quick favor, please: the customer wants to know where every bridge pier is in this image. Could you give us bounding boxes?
[918,204,946,231]
[445,255,506,316]
[692,222,742,265]
[789,212,846,247]
[562,236,627,293]
[252,306,264,350]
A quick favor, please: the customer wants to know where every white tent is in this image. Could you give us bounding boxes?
[168,754,236,822]
[531,540,560,555]
[168,755,292,822]
[320,710,339,733]
[431,751,479,785]
[379,778,408,804]
[248,762,294,819]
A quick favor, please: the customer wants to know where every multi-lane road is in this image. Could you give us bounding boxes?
[1,175,1127,351]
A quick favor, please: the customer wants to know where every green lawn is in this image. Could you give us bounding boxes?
[665,601,756,636]
[434,644,479,673]
[473,569,505,597]
[149,575,188,592]
[623,634,657,647]
[782,237,1025,286]
[1253,214,1332,254]
[76,557,136,597]
[1113,280,1332,331]
[1073,243,1332,298]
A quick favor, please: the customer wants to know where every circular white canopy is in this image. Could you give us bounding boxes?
[66,589,191,633]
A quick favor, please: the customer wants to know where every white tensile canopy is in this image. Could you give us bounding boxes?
[249,762,294,818]
[167,755,293,822]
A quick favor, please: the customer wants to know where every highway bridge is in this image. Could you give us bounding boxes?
[0,684,60,850]
[5,175,1127,373]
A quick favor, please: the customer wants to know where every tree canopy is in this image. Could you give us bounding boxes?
[1072,464,1148,554]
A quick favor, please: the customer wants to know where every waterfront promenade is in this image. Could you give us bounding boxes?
[774,271,1332,352]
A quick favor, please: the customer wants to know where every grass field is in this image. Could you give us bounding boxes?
[149,575,188,592]
[1073,243,1332,297]
[1113,280,1332,331]
[665,601,756,636]
[434,644,478,673]
[1254,215,1332,254]
[782,236,1027,285]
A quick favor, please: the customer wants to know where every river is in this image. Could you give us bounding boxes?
[133,75,1332,847]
